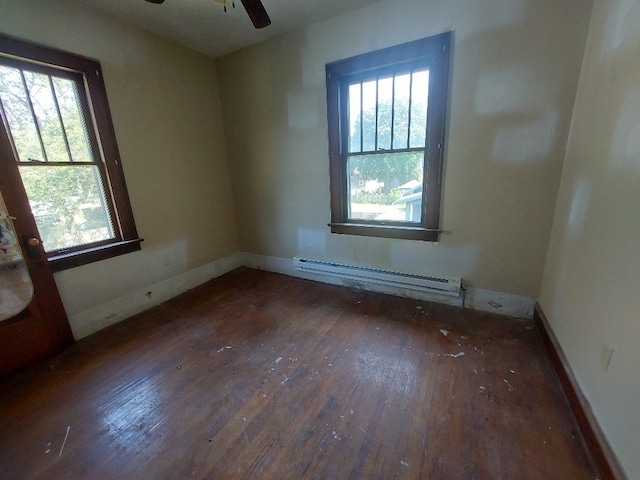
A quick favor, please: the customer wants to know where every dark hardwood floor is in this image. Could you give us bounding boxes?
[0,268,597,479]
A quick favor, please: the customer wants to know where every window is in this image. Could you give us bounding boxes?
[325,32,451,241]
[0,34,141,270]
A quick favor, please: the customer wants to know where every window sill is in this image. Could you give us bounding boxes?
[48,238,143,272]
[329,223,440,241]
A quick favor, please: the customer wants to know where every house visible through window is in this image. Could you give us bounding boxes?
[326,32,451,241]
[0,34,141,270]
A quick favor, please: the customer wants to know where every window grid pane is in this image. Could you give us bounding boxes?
[348,83,361,153]
[361,80,376,152]
[23,70,70,163]
[52,77,93,163]
[409,70,429,148]
[377,76,392,150]
[0,65,45,163]
[392,73,411,150]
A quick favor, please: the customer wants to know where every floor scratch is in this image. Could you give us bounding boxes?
[59,425,70,457]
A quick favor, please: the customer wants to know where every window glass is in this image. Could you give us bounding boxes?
[0,65,44,163]
[361,80,377,152]
[409,70,429,148]
[18,165,115,252]
[347,151,424,223]
[392,73,411,150]
[377,76,393,151]
[348,83,361,153]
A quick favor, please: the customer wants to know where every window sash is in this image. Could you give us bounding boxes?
[346,151,425,224]
[0,59,119,255]
[345,68,430,156]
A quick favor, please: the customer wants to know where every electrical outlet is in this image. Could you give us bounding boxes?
[598,344,613,371]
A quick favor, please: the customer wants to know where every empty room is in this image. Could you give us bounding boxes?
[0,0,637,478]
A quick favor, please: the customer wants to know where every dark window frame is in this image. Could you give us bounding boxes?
[0,34,141,271]
[325,32,451,241]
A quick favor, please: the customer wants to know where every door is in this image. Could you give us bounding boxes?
[0,150,74,378]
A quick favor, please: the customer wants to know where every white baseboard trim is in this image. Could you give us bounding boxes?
[68,252,244,339]
[240,252,535,319]
[464,288,534,318]
[69,251,534,339]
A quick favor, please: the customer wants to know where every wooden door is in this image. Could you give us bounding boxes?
[0,142,74,378]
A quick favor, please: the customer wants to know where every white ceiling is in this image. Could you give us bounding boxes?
[63,0,383,58]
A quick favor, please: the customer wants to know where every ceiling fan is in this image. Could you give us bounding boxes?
[145,0,271,29]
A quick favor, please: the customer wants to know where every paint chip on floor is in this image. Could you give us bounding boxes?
[400,460,409,467]
[275,357,283,364]
[444,352,465,358]
[440,329,449,337]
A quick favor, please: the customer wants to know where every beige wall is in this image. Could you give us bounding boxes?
[539,0,640,477]
[216,0,592,299]
[0,0,239,334]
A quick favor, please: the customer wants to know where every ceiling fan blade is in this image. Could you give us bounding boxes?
[240,0,271,29]
[145,0,166,3]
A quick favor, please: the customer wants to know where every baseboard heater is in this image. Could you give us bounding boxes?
[293,257,462,298]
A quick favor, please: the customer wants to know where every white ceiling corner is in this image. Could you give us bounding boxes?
[62,0,384,58]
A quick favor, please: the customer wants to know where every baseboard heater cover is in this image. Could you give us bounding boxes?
[293,257,462,298]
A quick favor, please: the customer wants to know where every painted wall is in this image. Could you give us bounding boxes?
[0,0,240,337]
[216,0,592,302]
[539,0,640,477]
[1,0,634,475]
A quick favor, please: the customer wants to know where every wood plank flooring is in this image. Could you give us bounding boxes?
[0,268,597,479]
